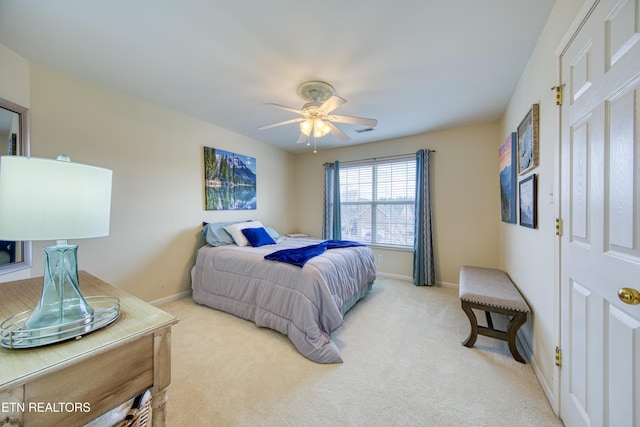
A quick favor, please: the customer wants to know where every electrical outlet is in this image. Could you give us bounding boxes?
[378,254,384,262]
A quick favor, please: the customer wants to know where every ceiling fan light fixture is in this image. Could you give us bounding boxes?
[313,119,330,138]
[300,119,313,136]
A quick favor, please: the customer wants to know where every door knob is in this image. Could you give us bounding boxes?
[618,288,640,305]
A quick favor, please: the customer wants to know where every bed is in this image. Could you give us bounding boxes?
[191,221,377,363]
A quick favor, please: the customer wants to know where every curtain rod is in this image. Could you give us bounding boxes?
[335,150,436,166]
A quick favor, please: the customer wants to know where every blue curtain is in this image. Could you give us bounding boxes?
[413,149,436,286]
[322,161,342,240]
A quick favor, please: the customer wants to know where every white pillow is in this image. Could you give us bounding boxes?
[224,221,264,247]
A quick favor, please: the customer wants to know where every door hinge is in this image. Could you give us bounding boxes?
[555,347,562,367]
[555,218,563,236]
[551,84,565,106]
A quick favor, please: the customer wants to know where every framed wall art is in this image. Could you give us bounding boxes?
[203,146,256,210]
[519,174,537,229]
[499,132,517,223]
[517,103,539,175]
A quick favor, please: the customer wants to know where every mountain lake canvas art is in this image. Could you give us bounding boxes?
[204,147,256,210]
[499,133,517,223]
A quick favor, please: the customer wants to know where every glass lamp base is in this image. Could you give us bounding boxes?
[0,244,120,348]
[0,296,120,348]
[26,244,94,330]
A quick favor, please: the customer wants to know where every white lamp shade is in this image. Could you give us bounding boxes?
[0,155,112,241]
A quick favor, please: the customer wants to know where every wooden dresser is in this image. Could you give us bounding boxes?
[0,271,179,426]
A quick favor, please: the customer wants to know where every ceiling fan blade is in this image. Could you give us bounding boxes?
[328,115,377,127]
[327,122,351,143]
[295,132,308,144]
[319,96,346,114]
[258,117,305,130]
[265,103,304,115]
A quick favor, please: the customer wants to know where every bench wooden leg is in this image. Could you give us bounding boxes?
[461,300,478,348]
[485,311,494,329]
[460,300,528,363]
[506,311,527,363]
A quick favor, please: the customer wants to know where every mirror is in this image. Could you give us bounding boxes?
[0,96,32,275]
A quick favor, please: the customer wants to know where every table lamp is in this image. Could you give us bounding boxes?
[0,155,119,348]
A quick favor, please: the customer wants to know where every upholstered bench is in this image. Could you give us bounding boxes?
[459,266,530,363]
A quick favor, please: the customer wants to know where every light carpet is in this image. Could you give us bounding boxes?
[159,277,562,427]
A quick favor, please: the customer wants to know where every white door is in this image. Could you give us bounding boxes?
[560,0,640,426]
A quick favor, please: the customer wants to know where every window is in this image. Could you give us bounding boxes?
[339,156,415,247]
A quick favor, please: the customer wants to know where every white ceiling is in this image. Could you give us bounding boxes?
[0,0,556,153]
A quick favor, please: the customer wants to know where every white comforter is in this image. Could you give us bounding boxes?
[191,237,376,363]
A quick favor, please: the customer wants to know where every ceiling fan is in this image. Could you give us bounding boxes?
[258,81,377,146]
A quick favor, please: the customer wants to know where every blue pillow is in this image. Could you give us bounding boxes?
[241,227,276,247]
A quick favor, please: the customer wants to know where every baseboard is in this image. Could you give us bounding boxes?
[376,272,458,290]
[376,271,412,281]
[438,280,458,289]
[150,289,192,306]
[517,332,559,416]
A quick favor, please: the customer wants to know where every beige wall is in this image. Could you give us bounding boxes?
[1,60,296,301]
[294,122,501,285]
[498,0,585,411]
[0,44,31,282]
[0,44,29,108]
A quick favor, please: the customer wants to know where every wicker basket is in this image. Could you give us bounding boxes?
[114,391,151,427]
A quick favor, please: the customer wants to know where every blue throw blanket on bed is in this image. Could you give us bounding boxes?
[264,240,365,267]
